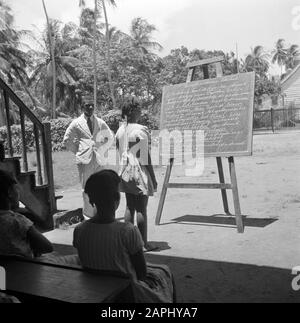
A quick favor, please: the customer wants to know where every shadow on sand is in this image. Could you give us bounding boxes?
[167,214,278,229]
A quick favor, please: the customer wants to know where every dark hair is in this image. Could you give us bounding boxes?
[0,170,17,209]
[121,97,142,123]
[84,170,120,212]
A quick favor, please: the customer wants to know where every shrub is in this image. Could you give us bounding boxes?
[0,123,35,154]
[139,110,159,130]
[101,110,122,133]
[48,118,72,151]
[101,109,159,133]
[0,118,72,154]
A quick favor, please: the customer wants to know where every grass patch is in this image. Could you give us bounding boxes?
[52,151,79,191]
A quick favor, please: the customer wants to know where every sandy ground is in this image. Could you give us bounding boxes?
[45,130,300,303]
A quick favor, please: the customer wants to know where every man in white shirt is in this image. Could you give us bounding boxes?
[63,98,114,218]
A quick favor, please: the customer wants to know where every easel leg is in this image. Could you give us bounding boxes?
[228,157,244,233]
[216,157,230,215]
[155,158,174,225]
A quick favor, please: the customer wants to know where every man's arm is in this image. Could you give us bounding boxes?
[63,121,79,154]
[145,154,158,191]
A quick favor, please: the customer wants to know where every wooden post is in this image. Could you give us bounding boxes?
[42,122,57,214]
[3,90,13,157]
[203,65,209,79]
[186,68,196,83]
[33,124,43,185]
[0,140,4,161]
[216,157,230,214]
[270,108,275,133]
[228,157,244,233]
[155,158,174,225]
[19,109,28,172]
[215,62,223,78]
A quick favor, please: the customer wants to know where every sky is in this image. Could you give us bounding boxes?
[7,0,300,74]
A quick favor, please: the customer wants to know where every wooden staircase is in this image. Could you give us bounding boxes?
[0,77,56,231]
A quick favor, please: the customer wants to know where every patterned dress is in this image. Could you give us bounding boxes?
[116,123,155,196]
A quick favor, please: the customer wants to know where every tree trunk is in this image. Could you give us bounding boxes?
[42,0,56,119]
[102,0,117,109]
[93,0,98,109]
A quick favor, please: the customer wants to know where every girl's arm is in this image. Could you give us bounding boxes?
[130,135,157,190]
[27,226,53,256]
[145,153,157,191]
[130,249,147,281]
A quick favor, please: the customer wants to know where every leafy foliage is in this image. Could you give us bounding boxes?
[1,0,299,132]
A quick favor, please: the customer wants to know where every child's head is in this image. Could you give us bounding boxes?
[121,97,142,123]
[84,170,121,216]
[0,170,19,210]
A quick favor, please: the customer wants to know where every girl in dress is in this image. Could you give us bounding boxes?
[116,97,157,251]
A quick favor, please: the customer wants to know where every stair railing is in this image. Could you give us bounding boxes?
[0,77,56,215]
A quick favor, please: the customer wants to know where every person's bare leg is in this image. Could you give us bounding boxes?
[136,196,156,251]
[124,193,135,224]
[137,210,147,245]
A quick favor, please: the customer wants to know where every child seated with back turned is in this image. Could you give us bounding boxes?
[73,170,175,303]
[0,169,53,258]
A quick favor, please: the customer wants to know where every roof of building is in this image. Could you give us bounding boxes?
[281,58,300,86]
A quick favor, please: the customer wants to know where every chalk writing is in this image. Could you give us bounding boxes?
[160,72,255,156]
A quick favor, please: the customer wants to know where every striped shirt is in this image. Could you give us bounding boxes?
[73,221,144,280]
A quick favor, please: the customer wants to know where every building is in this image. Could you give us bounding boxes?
[280,55,300,109]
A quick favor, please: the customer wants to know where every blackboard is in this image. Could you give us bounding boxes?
[160,72,255,157]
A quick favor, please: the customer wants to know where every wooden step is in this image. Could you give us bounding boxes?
[3,156,22,161]
[18,171,36,189]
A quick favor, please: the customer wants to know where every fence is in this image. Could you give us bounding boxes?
[254,107,300,132]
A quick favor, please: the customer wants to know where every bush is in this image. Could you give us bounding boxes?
[140,110,159,130]
[102,109,159,133]
[0,118,72,154]
[102,110,122,133]
[0,123,35,154]
[48,118,72,151]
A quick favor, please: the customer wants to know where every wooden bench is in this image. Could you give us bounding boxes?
[0,256,133,303]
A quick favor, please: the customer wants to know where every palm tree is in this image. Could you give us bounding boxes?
[129,17,163,54]
[78,1,100,108]
[0,0,33,125]
[78,0,117,109]
[42,0,57,118]
[272,39,288,77]
[29,20,79,116]
[0,0,10,29]
[245,45,270,76]
[0,1,26,81]
[285,44,300,70]
[98,0,117,109]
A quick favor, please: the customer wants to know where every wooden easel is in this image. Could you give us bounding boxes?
[155,56,244,233]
